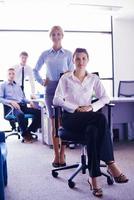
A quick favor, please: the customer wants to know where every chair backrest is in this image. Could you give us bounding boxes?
[92,72,99,77]
[118,81,134,97]
[60,72,99,78]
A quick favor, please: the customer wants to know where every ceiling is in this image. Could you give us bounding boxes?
[0,0,134,20]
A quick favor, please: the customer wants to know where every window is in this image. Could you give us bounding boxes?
[0,29,113,96]
[0,3,113,96]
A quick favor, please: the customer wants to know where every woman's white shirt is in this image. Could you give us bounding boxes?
[53,72,110,113]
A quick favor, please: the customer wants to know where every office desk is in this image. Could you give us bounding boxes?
[34,97,134,143]
[103,97,134,139]
[110,97,134,123]
[41,106,52,146]
[32,99,52,145]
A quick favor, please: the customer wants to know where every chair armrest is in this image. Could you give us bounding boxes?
[105,103,115,116]
[52,105,61,137]
[106,103,115,107]
[105,103,115,130]
[3,103,14,118]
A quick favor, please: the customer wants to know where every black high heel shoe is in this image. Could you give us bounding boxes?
[52,162,60,168]
[60,154,66,167]
[107,161,129,183]
[87,179,103,198]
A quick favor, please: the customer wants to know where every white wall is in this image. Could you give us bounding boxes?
[113,18,134,96]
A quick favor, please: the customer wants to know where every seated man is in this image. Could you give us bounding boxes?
[0,68,41,143]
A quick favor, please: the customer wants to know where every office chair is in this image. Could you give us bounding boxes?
[118,81,134,97]
[0,131,8,200]
[3,104,38,141]
[52,106,114,188]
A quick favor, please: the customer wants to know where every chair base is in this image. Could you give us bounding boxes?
[5,131,20,139]
[21,133,38,143]
[52,154,114,188]
[5,131,38,142]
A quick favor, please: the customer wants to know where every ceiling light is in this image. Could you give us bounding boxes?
[70,3,122,12]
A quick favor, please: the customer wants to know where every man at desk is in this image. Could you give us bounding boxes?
[0,68,41,143]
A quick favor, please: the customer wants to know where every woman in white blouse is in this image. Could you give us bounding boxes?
[53,48,128,198]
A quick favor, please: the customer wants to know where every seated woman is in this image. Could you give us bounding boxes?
[53,48,128,198]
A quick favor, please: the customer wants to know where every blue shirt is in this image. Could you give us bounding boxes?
[33,48,74,85]
[0,81,29,105]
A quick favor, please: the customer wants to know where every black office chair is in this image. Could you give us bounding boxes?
[118,81,134,97]
[52,106,114,188]
[3,104,38,141]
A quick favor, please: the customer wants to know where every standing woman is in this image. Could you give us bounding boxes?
[33,26,74,167]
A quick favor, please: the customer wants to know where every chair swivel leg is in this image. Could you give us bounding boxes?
[68,146,87,182]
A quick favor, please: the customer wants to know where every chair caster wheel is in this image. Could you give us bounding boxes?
[31,134,38,139]
[21,139,24,143]
[68,181,75,188]
[52,171,58,178]
[107,176,114,185]
[35,135,38,139]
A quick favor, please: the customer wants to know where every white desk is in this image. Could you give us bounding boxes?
[32,99,52,146]
[103,97,134,140]
[41,106,52,146]
[110,97,134,123]
[110,97,134,102]
[34,97,134,143]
